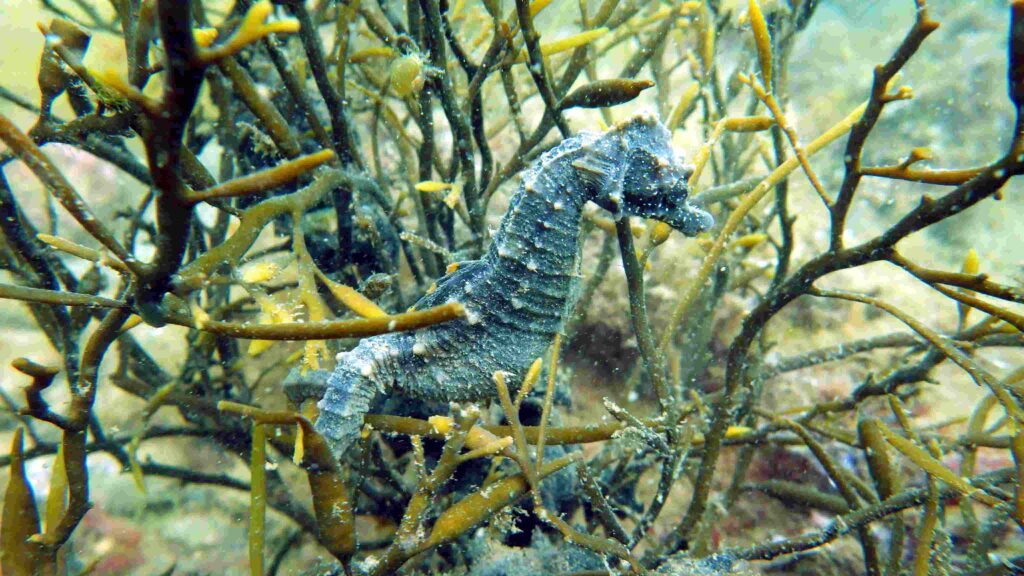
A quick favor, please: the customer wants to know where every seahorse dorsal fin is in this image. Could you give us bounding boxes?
[571,148,619,189]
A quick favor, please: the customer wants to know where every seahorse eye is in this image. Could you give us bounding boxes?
[649,178,712,237]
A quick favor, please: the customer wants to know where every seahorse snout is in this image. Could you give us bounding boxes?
[665,200,715,236]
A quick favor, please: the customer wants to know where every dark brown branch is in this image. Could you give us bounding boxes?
[514,0,570,138]
[721,468,1014,562]
[829,6,939,250]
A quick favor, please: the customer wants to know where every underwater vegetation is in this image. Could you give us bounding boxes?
[0,0,1022,574]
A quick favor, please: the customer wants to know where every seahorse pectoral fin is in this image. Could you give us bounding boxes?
[314,364,379,457]
[573,148,628,217]
[571,153,618,190]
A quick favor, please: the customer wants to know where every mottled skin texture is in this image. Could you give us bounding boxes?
[300,115,714,456]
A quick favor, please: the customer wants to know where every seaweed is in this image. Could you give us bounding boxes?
[0,0,1022,575]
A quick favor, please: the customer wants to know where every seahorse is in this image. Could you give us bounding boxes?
[297,115,714,457]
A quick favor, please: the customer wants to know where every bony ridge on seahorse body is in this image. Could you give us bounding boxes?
[303,114,714,457]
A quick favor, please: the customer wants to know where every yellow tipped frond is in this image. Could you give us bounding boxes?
[292,424,305,465]
[514,357,545,406]
[443,183,463,209]
[415,180,453,193]
[190,301,211,330]
[722,115,775,132]
[962,248,980,275]
[348,46,396,63]
[199,1,300,64]
[515,28,609,62]
[667,82,700,131]
[747,0,773,88]
[649,221,672,246]
[731,232,768,249]
[540,27,608,57]
[530,0,555,18]
[239,262,281,285]
[193,27,218,48]
[314,269,387,318]
[91,68,159,113]
[430,415,454,434]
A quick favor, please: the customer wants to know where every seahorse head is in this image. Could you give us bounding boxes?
[580,115,714,236]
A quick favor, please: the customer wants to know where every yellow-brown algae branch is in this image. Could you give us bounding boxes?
[38,309,128,551]
[535,334,561,472]
[747,0,773,88]
[585,209,646,237]
[1011,430,1024,525]
[176,168,343,288]
[861,164,983,185]
[577,461,631,545]
[364,413,755,446]
[0,282,128,309]
[912,447,941,576]
[957,248,981,328]
[688,116,775,190]
[197,1,300,65]
[888,251,1024,306]
[666,82,701,132]
[775,418,868,509]
[858,418,901,499]
[812,288,1024,424]
[248,422,266,576]
[217,56,302,158]
[371,409,479,576]
[494,371,540,492]
[428,415,515,460]
[37,22,110,108]
[36,234,130,274]
[0,113,140,276]
[660,101,868,353]
[313,268,387,318]
[13,356,71,428]
[513,357,544,407]
[217,401,355,558]
[927,283,1024,333]
[422,453,579,550]
[2,428,46,574]
[535,505,640,571]
[873,421,1003,508]
[90,68,161,116]
[559,78,655,110]
[742,74,832,206]
[43,445,67,540]
[164,301,464,340]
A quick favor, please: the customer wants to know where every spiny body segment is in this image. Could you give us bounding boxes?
[311,115,714,456]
